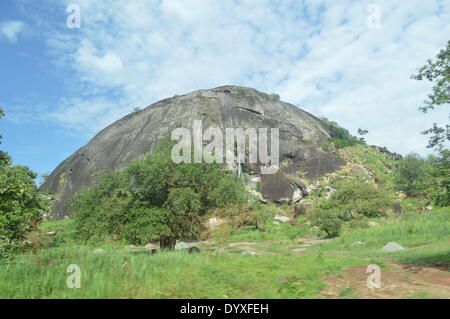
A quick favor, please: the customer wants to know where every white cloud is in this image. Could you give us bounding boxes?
[28,0,450,155]
[0,20,26,42]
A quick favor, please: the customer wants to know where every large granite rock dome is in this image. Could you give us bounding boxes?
[41,85,345,219]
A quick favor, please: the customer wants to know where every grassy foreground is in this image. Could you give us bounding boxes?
[0,207,449,299]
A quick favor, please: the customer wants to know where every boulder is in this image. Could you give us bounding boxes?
[273,214,291,223]
[206,217,227,230]
[40,85,345,219]
[381,242,406,252]
[398,192,407,200]
[44,231,58,237]
[325,186,335,200]
[175,242,189,250]
[144,243,159,250]
[261,170,304,204]
[240,249,257,256]
[228,242,256,247]
[188,246,201,254]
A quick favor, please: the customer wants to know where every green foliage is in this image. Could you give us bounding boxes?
[269,93,280,101]
[425,150,450,206]
[392,151,449,206]
[0,108,49,258]
[412,40,449,150]
[72,138,247,246]
[0,108,10,167]
[315,208,450,262]
[309,181,392,237]
[393,153,427,197]
[309,209,342,238]
[0,238,361,298]
[344,216,370,230]
[338,145,397,188]
[328,181,392,219]
[133,107,141,112]
[239,172,251,184]
[320,117,366,149]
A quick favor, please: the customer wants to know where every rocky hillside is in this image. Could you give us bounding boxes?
[41,85,345,219]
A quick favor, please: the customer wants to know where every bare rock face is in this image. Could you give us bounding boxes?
[40,85,345,219]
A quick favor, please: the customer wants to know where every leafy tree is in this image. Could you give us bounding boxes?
[425,150,450,206]
[357,128,369,136]
[269,93,280,101]
[0,108,49,257]
[320,117,366,149]
[394,153,427,197]
[309,209,342,238]
[308,180,391,237]
[357,128,369,144]
[412,40,450,150]
[72,138,247,248]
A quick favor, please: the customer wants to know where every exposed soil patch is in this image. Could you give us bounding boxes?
[320,263,450,299]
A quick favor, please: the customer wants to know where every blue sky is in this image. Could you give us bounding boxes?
[1,0,449,180]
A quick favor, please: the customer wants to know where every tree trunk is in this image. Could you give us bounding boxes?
[160,237,176,250]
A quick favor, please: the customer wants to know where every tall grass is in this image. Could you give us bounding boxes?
[312,208,450,263]
[1,208,448,298]
[0,244,360,298]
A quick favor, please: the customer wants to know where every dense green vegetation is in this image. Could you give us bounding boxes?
[313,208,450,264]
[393,150,449,206]
[72,138,246,248]
[0,205,448,298]
[0,41,449,298]
[0,108,49,259]
[308,181,391,237]
[426,150,450,206]
[320,117,367,149]
[394,153,427,197]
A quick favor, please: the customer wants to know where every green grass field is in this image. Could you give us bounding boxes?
[0,208,448,299]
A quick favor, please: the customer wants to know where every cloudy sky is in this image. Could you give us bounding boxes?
[0,0,449,177]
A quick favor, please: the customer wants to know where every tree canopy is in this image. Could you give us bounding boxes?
[0,108,48,257]
[72,138,247,248]
[412,40,450,150]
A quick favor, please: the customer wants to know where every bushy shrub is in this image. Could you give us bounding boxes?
[425,150,450,207]
[320,117,366,149]
[210,203,275,230]
[308,181,391,237]
[309,209,342,238]
[269,93,280,101]
[71,138,247,247]
[328,181,392,219]
[0,108,50,258]
[344,216,370,230]
[394,153,427,197]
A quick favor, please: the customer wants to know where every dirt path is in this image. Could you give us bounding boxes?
[320,262,450,299]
